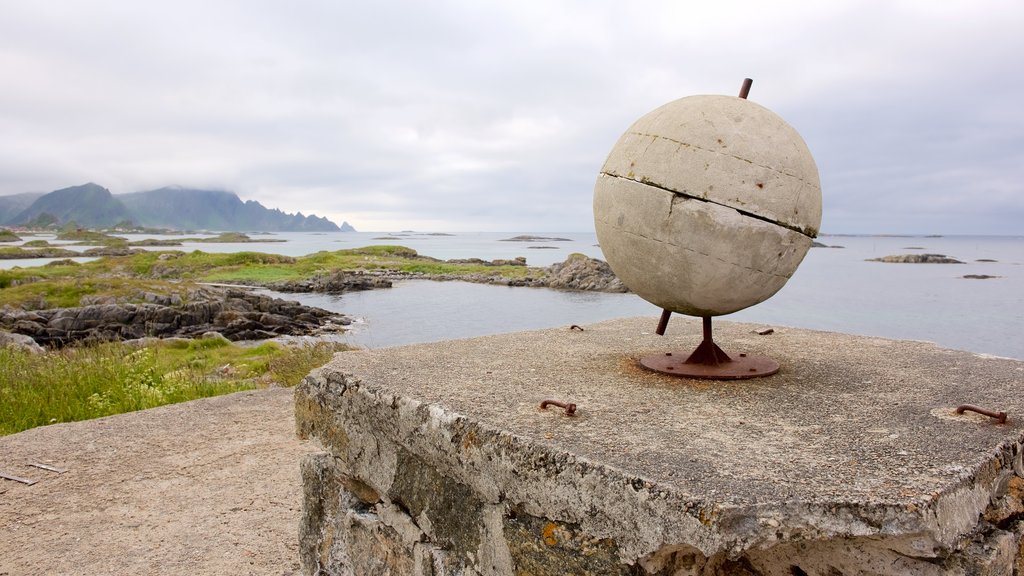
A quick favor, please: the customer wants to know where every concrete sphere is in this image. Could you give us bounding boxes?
[594,95,821,317]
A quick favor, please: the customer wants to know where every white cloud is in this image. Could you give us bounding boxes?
[1,0,1022,233]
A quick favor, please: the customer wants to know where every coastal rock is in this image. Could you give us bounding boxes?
[499,235,573,242]
[0,330,44,353]
[266,270,392,294]
[867,254,965,264]
[234,254,626,295]
[544,253,628,293]
[0,287,350,347]
[445,257,527,267]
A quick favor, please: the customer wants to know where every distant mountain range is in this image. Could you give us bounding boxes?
[0,183,354,232]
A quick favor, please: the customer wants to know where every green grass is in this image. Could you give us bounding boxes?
[201,246,535,282]
[0,276,193,308]
[130,250,297,277]
[0,246,79,259]
[202,265,306,284]
[0,339,345,436]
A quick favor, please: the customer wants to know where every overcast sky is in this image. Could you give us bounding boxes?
[1,1,1021,234]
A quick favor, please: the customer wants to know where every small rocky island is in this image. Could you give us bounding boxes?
[499,235,573,242]
[867,253,965,264]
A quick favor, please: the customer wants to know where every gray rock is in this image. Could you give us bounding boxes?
[0,287,350,346]
[544,253,628,293]
[500,235,573,242]
[868,253,965,264]
[267,270,393,294]
[0,330,44,353]
[200,331,231,344]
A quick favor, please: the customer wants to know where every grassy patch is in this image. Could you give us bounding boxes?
[202,265,307,284]
[0,276,194,309]
[1,244,541,303]
[0,339,345,436]
[135,250,297,278]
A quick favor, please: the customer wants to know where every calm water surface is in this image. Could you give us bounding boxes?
[5,231,1022,358]
[274,233,1023,359]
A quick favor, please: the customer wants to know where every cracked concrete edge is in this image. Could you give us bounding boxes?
[295,364,1022,564]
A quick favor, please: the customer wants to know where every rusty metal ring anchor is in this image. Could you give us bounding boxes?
[955,404,1008,424]
[540,399,577,416]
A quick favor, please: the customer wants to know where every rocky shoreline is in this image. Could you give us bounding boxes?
[0,253,625,349]
[0,286,349,348]
[261,253,628,294]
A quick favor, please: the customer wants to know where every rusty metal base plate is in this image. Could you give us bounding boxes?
[639,352,780,380]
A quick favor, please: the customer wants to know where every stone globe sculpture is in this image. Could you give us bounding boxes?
[594,80,821,379]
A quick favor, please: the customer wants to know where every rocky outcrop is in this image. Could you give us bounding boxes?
[0,288,349,346]
[445,256,527,267]
[500,235,572,242]
[0,330,44,353]
[867,253,965,263]
[244,254,627,295]
[348,254,628,293]
[266,271,393,294]
[544,253,628,292]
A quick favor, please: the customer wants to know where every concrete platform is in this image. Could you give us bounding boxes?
[296,317,1024,575]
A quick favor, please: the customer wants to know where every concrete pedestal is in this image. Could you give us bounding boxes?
[295,317,1024,575]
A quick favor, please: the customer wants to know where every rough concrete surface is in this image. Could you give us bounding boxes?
[0,387,315,576]
[297,316,1024,575]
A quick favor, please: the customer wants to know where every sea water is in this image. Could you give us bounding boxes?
[4,231,1022,359]
[268,232,1023,359]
